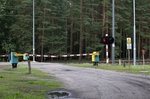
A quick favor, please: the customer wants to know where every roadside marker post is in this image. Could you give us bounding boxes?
[28,60,31,74]
[142,50,145,65]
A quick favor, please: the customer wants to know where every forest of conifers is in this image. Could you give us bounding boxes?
[0,0,150,60]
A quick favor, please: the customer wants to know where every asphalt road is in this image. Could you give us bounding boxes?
[24,62,150,99]
[1,62,150,99]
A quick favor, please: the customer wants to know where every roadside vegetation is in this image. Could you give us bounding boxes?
[66,63,150,75]
[1,0,150,62]
[0,65,61,99]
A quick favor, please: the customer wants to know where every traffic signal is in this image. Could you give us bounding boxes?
[101,37,108,44]
[108,36,114,44]
[101,36,114,45]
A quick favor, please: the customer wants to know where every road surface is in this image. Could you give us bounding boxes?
[26,63,150,99]
[1,62,150,99]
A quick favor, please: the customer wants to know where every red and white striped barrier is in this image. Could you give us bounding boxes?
[0,55,8,57]
[26,53,93,58]
[0,53,92,58]
[26,54,57,58]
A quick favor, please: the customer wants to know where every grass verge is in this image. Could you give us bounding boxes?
[0,65,61,99]
[66,63,150,75]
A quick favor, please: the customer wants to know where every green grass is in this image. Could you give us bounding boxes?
[66,63,150,75]
[0,65,61,99]
[3,66,52,78]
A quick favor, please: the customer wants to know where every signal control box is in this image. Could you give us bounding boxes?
[11,52,26,68]
[92,52,99,66]
[11,52,18,68]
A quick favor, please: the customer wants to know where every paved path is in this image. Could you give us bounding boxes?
[1,62,150,99]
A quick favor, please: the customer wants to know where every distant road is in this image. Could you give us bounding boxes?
[1,62,150,99]
[0,62,10,66]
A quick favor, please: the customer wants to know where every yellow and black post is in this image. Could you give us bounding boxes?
[92,52,99,66]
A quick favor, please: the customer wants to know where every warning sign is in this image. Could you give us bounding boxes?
[127,38,131,44]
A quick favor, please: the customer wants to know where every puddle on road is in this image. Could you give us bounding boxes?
[48,89,81,99]
[63,69,74,71]
[48,90,71,99]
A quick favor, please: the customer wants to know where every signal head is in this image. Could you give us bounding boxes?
[101,36,114,45]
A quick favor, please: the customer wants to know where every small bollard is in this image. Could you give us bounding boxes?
[28,60,31,74]
[119,59,122,65]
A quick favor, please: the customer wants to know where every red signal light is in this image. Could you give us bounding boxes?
[103,39,106,42]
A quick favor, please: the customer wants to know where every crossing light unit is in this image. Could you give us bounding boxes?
[101,36,114,45]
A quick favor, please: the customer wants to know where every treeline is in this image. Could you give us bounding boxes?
[0,0,150,60]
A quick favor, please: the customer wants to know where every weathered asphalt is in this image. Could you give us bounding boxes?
[1,62,150,99]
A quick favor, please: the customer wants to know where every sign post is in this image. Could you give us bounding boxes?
[127,38,132,68]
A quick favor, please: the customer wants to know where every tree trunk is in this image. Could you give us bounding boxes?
[70,12,73,54]
[41,5,46,62]
[142,23,143,51]
[79,0,83,62]
[146,24,149,58]
[65,18,68,54]
[92,4,94,24]
[105,4,108,35]
[138,22,141,59]
[120,28,122,59]
[102,0,105,37]
[102,0,106,59]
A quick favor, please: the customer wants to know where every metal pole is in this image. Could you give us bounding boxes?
[33,0,35,61]
[106,34,109,65]
[133,0,136,66]
[106,44,109,65]
[112,0,115,65]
